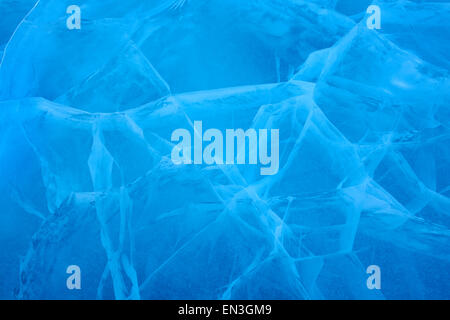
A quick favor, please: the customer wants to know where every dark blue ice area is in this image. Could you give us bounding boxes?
[0,0,449,299]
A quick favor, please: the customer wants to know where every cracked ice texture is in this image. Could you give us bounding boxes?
[0,0,449,300]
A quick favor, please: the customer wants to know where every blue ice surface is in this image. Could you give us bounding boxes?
[0,0,449,300]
